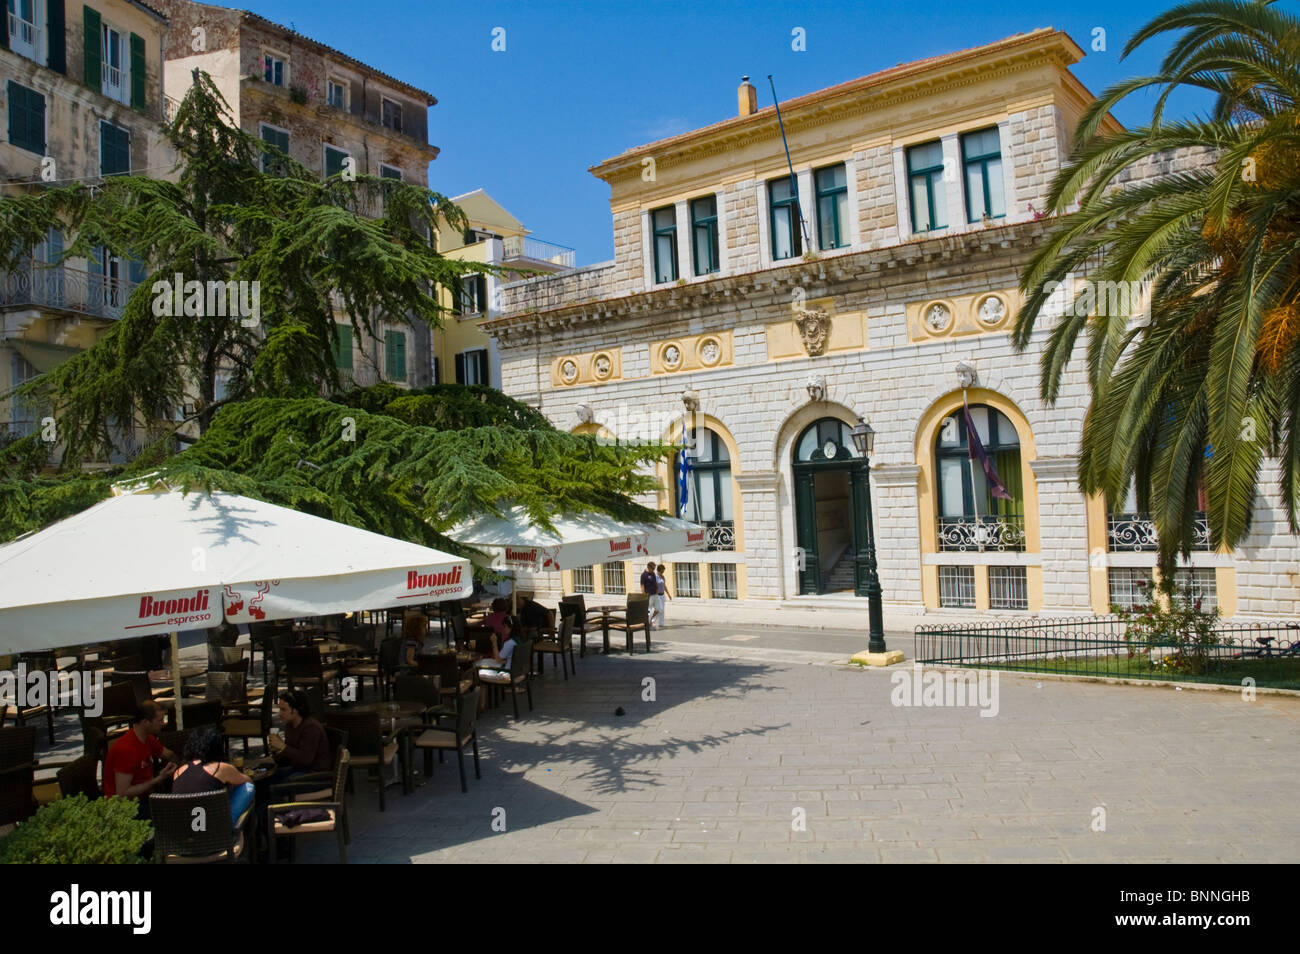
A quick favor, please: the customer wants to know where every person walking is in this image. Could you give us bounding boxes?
[654,564,672,630]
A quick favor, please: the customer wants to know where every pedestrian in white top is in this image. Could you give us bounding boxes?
[653,564,672,630]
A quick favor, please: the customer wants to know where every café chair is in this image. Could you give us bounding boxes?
[150,789,251,863]
[394,674,443,724]
[267,748,350,864]
[418,652,474,710]
[159,729,192,760]
[346,637,400,701]
[0,726,36,773]
[535,616,577,680]
[285,646,341,699]
[1,653,57,745]
[603,595,652,654]
[275,726,348,803]
[412,688,481,793]
[56,755,101,800]
[222,672,279,758]
[324,711,402,812]
[559,597,592,657]
[166,699,222,731]
[0,762,36,834]
[477,639,534,720]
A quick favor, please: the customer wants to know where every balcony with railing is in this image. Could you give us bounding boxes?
[1108,512,1211,551]
[1,263,137,321]
[938,513,1026,552]
[6,11,40,61]
[502,235,576,269]
[703,520,734,552]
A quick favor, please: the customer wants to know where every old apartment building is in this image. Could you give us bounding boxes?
[1,0,170,454]
[154,0,440,391]
[488,29,1298,620]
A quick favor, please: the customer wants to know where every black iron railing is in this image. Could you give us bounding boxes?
[1108,512,1210,551]
[916,616,1300,688]
[704,520,734,552]
[938,513,1025,552]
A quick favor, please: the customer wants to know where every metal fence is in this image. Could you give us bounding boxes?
[916,616,1300,688]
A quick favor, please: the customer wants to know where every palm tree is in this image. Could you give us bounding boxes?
[1013,0,1300,587]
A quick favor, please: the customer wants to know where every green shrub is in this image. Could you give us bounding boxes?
[1117,582,1221,676]
[0,796,150,864]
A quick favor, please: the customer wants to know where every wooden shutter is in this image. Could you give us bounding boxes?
[47,0,67,73]
[475,349,489,386]
[7,82,46,154]
[476,275,488,314]
[101,122,128,175]
[83,6,101,91]
[332,325,353,370]
[129,32,146,112]
[454,352,465,384]
[432,356,439,385]
[385,330,406,381]
[451,278,463,315]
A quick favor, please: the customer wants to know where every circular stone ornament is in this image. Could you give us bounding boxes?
[662,343,683,370]
[592,353,613,380]
[924,302,953,334]
[560,359,579,383]
[977,294,1007,327]
[698,338,722,366]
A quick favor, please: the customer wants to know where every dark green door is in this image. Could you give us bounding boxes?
[850,465,871,597]
[794,471,820,594]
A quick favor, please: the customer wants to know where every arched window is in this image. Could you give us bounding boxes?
[674,427,734,550]
[935,404,1024,550]
[794,418,858,463]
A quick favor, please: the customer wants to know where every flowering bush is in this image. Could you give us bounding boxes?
[1116,579,1221,675]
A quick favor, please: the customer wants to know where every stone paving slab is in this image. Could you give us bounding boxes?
[298,645,1300,863]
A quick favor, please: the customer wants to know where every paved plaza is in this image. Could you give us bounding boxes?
[298,630,1300,863]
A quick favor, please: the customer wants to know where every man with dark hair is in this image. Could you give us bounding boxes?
[639,561,658,596]
[268,690,331,776]
[103,701,178,814]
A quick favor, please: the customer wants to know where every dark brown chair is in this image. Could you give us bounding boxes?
[285,646,341,697]
[560,597,592,656]
[110,669,154,708]
[0,762,36,831]
[324,712,402,812]
[0,726,36,772]
[418,651,473,710]
[603,595,651,654]
[159,729,191,760]
[57,755,101,800]
[1,653,57,744]
[267,748,350,864]
[346,636,400,701]
[477,639,533,720]
[394,674,442,724]
[222,672,279,757]
[167,699,222,730]
[150,789,251,863]
[412,688,481,793]
[535,615,577,679]
[204,670,248,707]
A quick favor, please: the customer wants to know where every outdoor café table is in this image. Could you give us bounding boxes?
[147,664,206,686]
[313,640,357,661]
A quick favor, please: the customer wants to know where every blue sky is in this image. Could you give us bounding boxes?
[245,0,1211,264]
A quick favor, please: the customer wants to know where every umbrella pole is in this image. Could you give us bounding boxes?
[511,570,518,616]
[170,630,184,730]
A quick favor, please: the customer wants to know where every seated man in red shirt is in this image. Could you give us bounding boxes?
[103,701,179,817]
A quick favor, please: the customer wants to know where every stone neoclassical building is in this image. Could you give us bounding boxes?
[486,28,1300,621]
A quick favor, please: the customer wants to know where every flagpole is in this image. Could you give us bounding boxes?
[963,389,983,551]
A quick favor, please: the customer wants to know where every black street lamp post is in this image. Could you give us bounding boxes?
[850,417,887,654]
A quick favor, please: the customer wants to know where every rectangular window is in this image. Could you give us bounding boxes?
[571,566,594,595]
[100,21,127,103]
[690,196,719,276]
[323,145,350,178]
[326,79,346,109]
[709,564,737,599]
[768,176,802,260]
[384,329,406,382]
[962,127,1005,222]
[602,563,626,596]
[814,164,849,250]
[330,324,353,370]
[8,353,41,436]
[6,81,46,154]
[907,140,947,233]
[1108,567,1153,612]
[379,164,402,181]
[8,0,41,62]
[381,97,403,133]
[1173,568,1217,612]
[260,124,289,175]
[263,53,285,86]
[455,274,487,315]
[988,566,1028,610]
[674,563,700,598]
[938,566,975,608]
[99,121,130,176]
[650,206,677,284]
[454,348,489,386]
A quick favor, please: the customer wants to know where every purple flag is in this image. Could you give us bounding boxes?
[964,396,1012,501]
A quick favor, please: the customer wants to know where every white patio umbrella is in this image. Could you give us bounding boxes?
[0,479,473,726]
[448,505,707,610]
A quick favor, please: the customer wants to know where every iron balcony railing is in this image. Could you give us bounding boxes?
[937,513,1026,552]
[704,520,734,552]
[1108,512,1211,551]
[7,11,38,52]
[1,263,137,321]
[502,235,576,269]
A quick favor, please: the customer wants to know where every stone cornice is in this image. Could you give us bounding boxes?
[735,472,780,492]
[871,463,922,486]
[485,219,1054,343]
[1030,456,1081,481]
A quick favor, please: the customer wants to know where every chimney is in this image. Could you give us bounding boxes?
[738,75,757,117]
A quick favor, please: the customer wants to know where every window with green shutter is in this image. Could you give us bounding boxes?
[324,145,348,178]
[49,1,68,74]
[385,330,406,382]
[82,5,101,90]
[99,120,129,176]
[814,164,849,250]
[7,81,46,154]
[129,32,145,112]
[331,324,353,370]
[260,124,289,175]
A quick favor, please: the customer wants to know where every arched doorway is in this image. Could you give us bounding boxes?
[792,417,869,595]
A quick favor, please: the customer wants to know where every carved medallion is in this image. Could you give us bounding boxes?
[924,303,952,334]
[592,353,613,380]
[560,359,579,384]
[794,306,829,356]
[699,338,721,366]
[977,295,1007,327]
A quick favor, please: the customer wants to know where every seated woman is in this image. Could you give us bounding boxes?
[481,598,510,640]
[478,616,522,673]
[400,612,430,673]
[170,724,256,825]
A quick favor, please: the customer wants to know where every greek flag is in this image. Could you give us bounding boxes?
[677,424,692,518]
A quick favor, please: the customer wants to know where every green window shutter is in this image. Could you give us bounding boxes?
[454,352,466,384]
[7,83,46,154]
[324,146,347,178]
[83,6,102,91]
[332,325,353,370]
[385,330,406,381]
[380,165,401,180]
[260,126,288,174]
[129,33,146,112]
[100,121,128,175]
[47,0,67,73]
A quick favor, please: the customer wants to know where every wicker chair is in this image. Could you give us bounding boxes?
[284,646,341,698]
[418,652,474,710]
[222,672,279,757]
[56,755,101,800]
[150,789,251,863]
[323,712,402,812]
[412,688,481,793]
[1,654,56,744]
[394,674,443,724]
[602,595,652,654]
[0,726,36,772]
[478,639,534,720]
[267,748,350,864]
[560,597,593,657]
[535,615,577,679]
